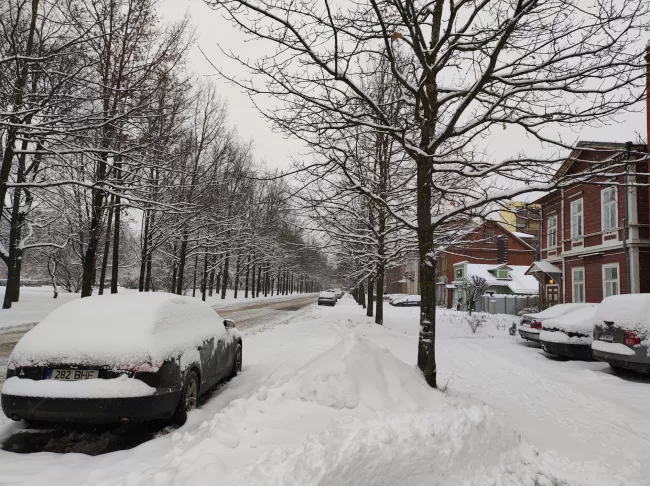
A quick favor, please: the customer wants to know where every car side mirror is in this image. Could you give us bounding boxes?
[224,319,236,329]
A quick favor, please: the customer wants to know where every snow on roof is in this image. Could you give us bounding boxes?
[594,294,650,333]
[9,292,226,369]
[526,261,562,275]
[512,231,535,239]
[457,264,539,294]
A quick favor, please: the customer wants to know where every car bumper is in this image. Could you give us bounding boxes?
[540,340,593,360]
[592,346,650,373]
[518,328,540,341]
[318,300,335,305]
[1,390,181,424]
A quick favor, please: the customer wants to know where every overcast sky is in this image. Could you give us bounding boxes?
[159,0,647,196]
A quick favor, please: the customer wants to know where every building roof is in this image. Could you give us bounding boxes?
[512,231,535,239]
[453,262,539,295]
[526,261,563,275]
[553,141,647,181]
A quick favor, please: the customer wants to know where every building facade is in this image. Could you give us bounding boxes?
[498,202,542,250]
[528,142,650,306]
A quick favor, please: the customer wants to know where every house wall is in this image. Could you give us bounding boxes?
[564,251,628,303]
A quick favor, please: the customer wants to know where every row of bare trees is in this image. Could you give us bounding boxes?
[0,0,331,310]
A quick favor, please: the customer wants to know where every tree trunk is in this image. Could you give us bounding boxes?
[220,253,229,299]
[138,209,149,292]
[110,190,121,294]
[256,264,262,297]
[416,156,437,388]
[208,259,215,297]
[359,282,365,308]
[99,195,115,295]
[201,250,208,301]
[251,260,256,298]
[176,229,189,294]
[234,255,241,298]
[367,276,374,317]
[192,253,199,297]
[375,265,384,325]
[170,243,178,293]
[245,254,250,298]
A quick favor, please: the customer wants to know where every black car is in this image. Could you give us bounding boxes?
[1,293,242,425]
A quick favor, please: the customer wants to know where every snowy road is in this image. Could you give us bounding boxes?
[1,298,649,485]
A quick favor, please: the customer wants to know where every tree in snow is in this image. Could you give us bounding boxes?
[205,0,649,387]
[458,275,489,316]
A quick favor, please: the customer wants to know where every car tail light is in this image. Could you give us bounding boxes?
[531,320,542,330]
[624,330,641,346]
[128,358,161,373]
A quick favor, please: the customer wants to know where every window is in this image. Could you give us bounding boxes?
[455,267,464,280]
[572,267,585,303]
[601,187,617,232]
[497,269,509,279]
[547,215,557,247]
[486,230,494,244]
[603,264,620,297]
[570,199,583,239]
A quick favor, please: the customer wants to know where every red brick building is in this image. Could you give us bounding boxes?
[439,220,536,307]
[528,142,650,305]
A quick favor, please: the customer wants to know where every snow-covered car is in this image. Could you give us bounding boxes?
[1,293,242,425]
[385,293,407,304]
[390,295,421,307]
[318,291,337,306]
[518,303,594,342]
[592,294,650,373]
[539,305,599,360]
[334,289,344,299]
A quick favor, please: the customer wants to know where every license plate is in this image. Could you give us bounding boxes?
[599,335,615,342]
[47,369,99,380]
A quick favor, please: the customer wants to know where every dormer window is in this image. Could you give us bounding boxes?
[497,269,509,279]
[455,267,464,279]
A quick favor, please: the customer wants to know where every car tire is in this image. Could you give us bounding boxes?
[172,370,199,426]
[609,364,627,375]
[230,343,242,379]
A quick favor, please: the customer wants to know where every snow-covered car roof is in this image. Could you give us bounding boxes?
[319,291,336,297]
[542,305,599,334]
[594,294,650,333]
[523,303,594,321]
[9,292,226,369]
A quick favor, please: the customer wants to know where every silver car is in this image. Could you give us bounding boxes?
[318,291,337,306]
[518,303,594,342]
[592,294,650,373]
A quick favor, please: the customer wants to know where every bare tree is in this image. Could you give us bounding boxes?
[459,275,489,316]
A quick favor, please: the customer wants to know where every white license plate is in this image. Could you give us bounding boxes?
[599,335,615,342]
[47,369,99,380]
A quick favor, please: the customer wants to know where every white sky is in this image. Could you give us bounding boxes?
[158,0,648,191]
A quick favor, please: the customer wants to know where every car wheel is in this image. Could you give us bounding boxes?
[172,370,199,426]
[230,343,243,379]
[609,364,627,375]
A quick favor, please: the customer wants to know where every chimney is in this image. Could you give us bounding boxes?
[497,235,509,265]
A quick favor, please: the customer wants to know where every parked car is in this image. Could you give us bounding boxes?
[318,291,337,306]
[390,295,421,307]
[385,293,407,304]
[334,289,344,299]
[592,294,650,373]
[1,293,242,425]
[539,305,599,360]
[518,303,594,342]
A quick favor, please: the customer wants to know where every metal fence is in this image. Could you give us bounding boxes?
[472,294,539,316]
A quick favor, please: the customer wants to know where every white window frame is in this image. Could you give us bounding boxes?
[486,229,494,244]
[570,199,584,239]
[572,267,586,303]
[601,187,617,233]
[547,215,557,248]
[602,263,620,298]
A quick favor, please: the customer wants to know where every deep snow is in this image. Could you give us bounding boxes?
[0,297,649,485]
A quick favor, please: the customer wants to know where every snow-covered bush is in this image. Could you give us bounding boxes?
[465,314,486,334]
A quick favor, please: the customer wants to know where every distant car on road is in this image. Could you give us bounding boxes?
[318,291,337,306]
[390,295,421,307]
[518,303,593,342]
[385,293,407,304]
[539,305,599,360]
[1,293,242,426]
[592,294,650,373]
[334,289,344,299]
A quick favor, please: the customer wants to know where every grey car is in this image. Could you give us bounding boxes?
[518,303,594,342]
[592,294,650,373]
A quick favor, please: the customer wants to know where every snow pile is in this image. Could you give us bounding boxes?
[2,375,155,398]
[267,333,441,411]
[8,292,226,370]
[595,294,650,333]
[540,305,599,344]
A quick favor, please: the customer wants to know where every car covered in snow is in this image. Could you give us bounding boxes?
[385,293,407,304]
[592,294,650,373]
[318,291,337,306]
[539,305,599,360]
[518,303,594,342]
[390,295,421,307]
[1,292,243,425]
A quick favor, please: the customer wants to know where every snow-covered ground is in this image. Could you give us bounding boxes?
[0,297,649,485]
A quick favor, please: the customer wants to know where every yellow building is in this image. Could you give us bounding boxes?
[498,202,541,248]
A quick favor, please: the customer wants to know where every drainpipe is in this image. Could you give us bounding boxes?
[623,141,632,293]
[561,188,566,303]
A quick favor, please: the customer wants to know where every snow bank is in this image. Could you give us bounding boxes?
[595,294,650,334]
[268,333,442,411]
[8,292,226,369]
[2,375,155,398]
[541,305,598,338]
